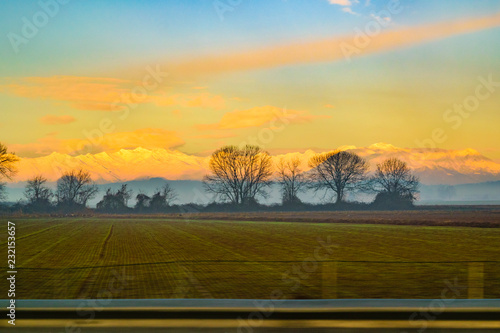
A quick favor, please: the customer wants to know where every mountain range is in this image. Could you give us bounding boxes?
[9,143,500,186]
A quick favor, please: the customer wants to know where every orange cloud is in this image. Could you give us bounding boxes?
[40,115,76,125]
[0,76,226,111]
[0,76,136,111]
[11,128,184,157]
[168,14,500,78]
[152,92,226,110]
[10,132,66,157]
[94,128,185,152]
[199,105,330,130]
[73,102,127,111]
[192,132,237,139]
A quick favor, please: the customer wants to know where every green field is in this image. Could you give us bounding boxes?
[2,216,500,299]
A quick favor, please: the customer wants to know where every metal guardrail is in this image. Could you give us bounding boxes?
[2,299,500,331]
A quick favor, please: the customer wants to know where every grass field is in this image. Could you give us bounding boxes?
[1,211,500,299]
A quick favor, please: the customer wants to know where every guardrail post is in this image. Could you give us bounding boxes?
[322,261,338,299]
[468,262,484,299]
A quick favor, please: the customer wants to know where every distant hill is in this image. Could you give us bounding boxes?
[419,180,500,204]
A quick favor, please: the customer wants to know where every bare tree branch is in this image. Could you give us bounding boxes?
[308,150,369,204]
[0,142,19,181]
[276,156,307,204]
[203,145,272,204]
[25,175,53,204]
[371,158,420,201]
[56,169,98,208]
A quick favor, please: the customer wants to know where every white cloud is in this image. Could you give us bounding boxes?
[370,13,392,24]
[328,0,360,15]
[328,0,352,5]
[342,7,359,15]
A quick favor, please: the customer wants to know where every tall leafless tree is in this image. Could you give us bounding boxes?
[276,156,307,204]
[24,175,53,204]
[204,145,273,204]
[371,158,419,201]
[56,169,98,208]
[0,143,19,202]
[0,143,19,180]
[308,150,369,204]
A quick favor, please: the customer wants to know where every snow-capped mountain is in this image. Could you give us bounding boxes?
[10,143,500,185]
[14,147,209,184]
[340,143,500,185]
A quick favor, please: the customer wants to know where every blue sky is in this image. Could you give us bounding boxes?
[2,0,500,76]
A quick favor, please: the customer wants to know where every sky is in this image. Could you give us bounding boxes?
[1,0,500,161]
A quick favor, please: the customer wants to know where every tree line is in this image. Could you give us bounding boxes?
[16,172,179,214]
[204,145,419,209]
[0,143,420,213]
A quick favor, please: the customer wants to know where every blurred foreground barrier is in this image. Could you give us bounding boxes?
[1,299,500,331]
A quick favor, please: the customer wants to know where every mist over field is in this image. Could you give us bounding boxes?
[4,177,500,207]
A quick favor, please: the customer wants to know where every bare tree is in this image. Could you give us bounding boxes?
[0,143,19,180]
[0,143,19,202]
[276,156,307,204]
[308,150,369,204]
[203,145,273,205]
[56,169,98,208]
[371,158,419,202]
[24,175,53,205]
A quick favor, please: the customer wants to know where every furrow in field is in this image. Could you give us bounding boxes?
[69,221,122,298]
[73,220,178,298]
[9,220,53,231]
[0,221,67,245]
[99,224,114,259]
